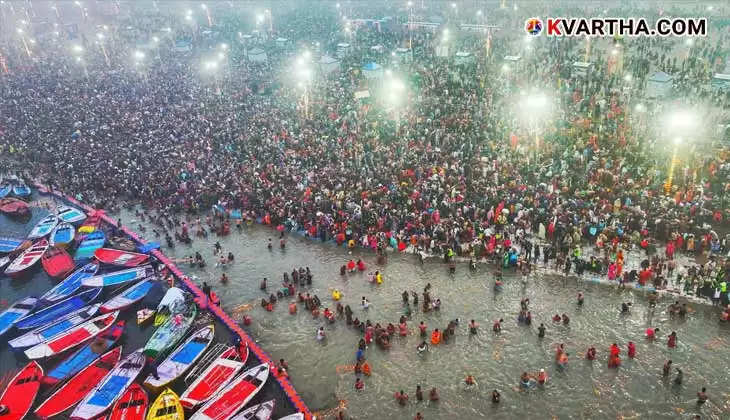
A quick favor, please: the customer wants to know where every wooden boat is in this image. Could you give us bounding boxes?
[143,304,197,358]
[34,347,123,420]
[50,222,76,248]
[0,236,24,253]
[42,246,75,279]
[28,214,59,240]
[12,182,31,198]
[180,345,248,409]
[42,320,125,386]
[16,287,102,330]
[0,296,38,336]
[277,414,304,420]
[78,212,103,234]
[25,311,118,359]
[108,236,139,252]
[71,349,146,420]
[101,278,157,313]
[189,364,270,420]
[147,388,183,420]
[137,308,155,325]
[109,383,148,420]
[9,303,101,349]
[0,183,10,198]
[144,324,214,391]
[0,361,43,420]
[95,248,150,267]
[57,204,87,224]
[4,239,49,278]
[0,198,30,218]
[154,287,186,327]
[74,230,106,261]
[39,262,99,304]
[230,400,275,420]
[82,265,154,288]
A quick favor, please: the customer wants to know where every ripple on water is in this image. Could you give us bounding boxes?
[120,209,730,419]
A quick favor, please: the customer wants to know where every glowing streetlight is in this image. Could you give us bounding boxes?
[73,1,84,19]
[623,74,632,82]
[662,110,697,193]
[204,60,218,70]
[201,3,212,26]
[635,103,645,113]
[97,33,104,40]
[152,36,159,43]
[220,43,228,50]
[134,50,145,60]
[72,44,84,53]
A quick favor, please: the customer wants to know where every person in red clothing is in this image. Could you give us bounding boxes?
[394,390,408,405]
[627,341,636,358]
[608,353,621,368]
[610,343,620,357]
[667,331,677,348]
[418,321,427,337]
[355,377,364,390]
[645,327,658,340]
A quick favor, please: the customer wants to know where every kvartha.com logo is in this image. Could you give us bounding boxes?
[524,17,707,37]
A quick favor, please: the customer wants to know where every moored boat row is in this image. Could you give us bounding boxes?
[0,190,305,420]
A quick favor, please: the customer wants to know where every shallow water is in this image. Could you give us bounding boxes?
[120,210,730,420]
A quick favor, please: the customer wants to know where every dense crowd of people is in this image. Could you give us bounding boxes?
[4,2,729,299]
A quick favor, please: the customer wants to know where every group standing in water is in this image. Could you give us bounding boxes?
[246,229,713,416]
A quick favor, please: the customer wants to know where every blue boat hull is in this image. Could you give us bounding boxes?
[40,262,99,304]
[12,185,31,197]
[15,287,101,330]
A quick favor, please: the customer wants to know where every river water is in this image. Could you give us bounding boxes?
[115,210,730,420]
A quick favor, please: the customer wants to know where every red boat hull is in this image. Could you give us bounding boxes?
[0,361,43,420]
[94,248,149,267]
[108,383,148,420]
[0,198,30,217]
[42,246,75,279]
